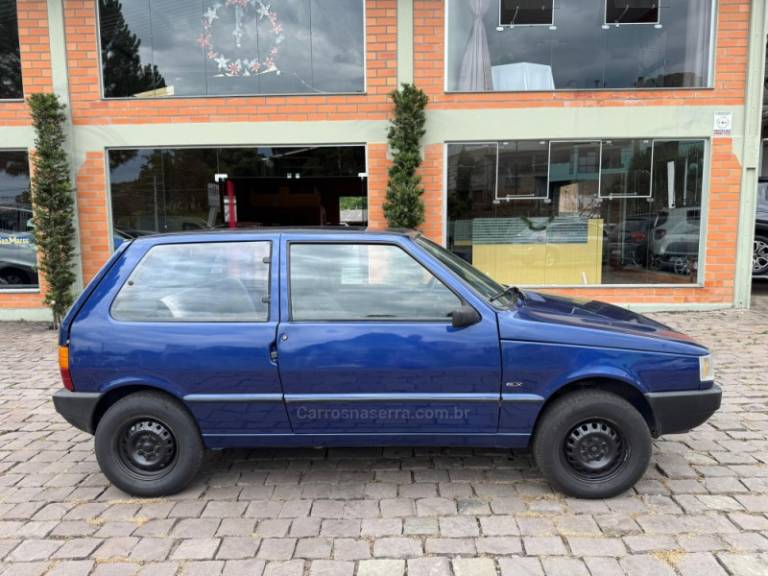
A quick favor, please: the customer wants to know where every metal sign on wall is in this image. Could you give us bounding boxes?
[713,112,733,137]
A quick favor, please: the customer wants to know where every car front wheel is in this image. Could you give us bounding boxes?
[533,390,652,499]
[94,391,204,497]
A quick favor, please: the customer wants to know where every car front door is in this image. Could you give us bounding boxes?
[276,235,501,435]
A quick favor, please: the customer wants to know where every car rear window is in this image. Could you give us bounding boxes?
[111,241,271,322]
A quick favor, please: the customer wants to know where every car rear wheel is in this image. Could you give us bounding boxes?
[95,391,204,497]
[754,235,768,276]
[533,390,652,499]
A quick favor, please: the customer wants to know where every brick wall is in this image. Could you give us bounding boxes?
[75,151,111,282]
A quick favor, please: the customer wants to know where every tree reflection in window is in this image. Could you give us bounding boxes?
[99,0,166,98]
[0,0,22,99]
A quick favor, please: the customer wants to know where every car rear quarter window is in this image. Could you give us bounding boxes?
[289,242,461,322]
[112,241,271,322]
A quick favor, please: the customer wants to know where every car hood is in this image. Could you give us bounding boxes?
[498,291,708,356]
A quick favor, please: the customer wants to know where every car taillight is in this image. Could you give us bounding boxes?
[630,231,646,242]
[59,345,73,391]
[654,229,666,240]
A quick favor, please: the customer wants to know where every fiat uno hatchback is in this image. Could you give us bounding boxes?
[53,229,721,499]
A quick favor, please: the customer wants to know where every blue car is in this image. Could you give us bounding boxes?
[52,228,721,499]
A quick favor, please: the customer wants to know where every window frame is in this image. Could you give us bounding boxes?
[603,0,660,28]
[286,240,467,323]
[109,240,274,324]
[598,139,654,199]
[0,0,23,101]
[94,0,369,101]
[443,137,710,288]
[498,0,555,29]
[496,140,551,202]
[443,0,718,93]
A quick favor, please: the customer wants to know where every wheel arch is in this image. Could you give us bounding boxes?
[92,384,188,433]
[533,377,657,439]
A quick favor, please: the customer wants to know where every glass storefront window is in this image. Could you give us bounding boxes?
[447,0,713,92]
[0,151,37,289]
[447,139,706,286]
[108,146,368,244]
[0,0,22,99]
[98,0,365,98]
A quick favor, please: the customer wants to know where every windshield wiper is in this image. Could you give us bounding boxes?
[489,285,526,305]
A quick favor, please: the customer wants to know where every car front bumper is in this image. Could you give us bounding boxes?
[645,385,722,436]
[52,389,101,434]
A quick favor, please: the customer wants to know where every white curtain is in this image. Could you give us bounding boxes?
[458,0,493,91]
[683,0,712,86]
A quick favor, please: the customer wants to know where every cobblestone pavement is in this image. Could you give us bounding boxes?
[1,308,767,576]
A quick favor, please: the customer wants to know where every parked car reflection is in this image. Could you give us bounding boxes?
[650,208,701,276]
[0,207,38,288]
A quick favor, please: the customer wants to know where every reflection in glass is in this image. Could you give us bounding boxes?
[497,141,548,199]
[0,151,37,289]
[0,0,22,99]
[447,0,713,91]
[600,139,652,198]
[112,241,271,322]
[109,146,368,244]
[447,139,705,286]
[290,243,461,321]
[98,0,365,98]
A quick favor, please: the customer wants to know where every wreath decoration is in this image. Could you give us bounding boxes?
[197,0,284,78]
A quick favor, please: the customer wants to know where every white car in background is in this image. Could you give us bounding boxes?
[649,207,701,275]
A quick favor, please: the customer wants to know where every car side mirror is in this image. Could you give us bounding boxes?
[451,305,481,329]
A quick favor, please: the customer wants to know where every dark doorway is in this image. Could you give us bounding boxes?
[226,175,367,228]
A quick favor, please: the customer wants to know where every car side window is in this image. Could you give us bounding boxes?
[112,241,271,322]
[289,243,462,322]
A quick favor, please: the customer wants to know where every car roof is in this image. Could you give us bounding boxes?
[129,226,421,245]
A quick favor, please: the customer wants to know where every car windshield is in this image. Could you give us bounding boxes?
[415,236,518,308]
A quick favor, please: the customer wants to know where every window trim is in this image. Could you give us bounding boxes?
[286,240,467,324]
[498,0,555,29]
[94,0,369,101]
[603,0,661,27]
[109,240,274,324]
[444,137,710,288]
[443,0,718,93]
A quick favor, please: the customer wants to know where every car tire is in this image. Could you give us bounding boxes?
[94,391,204,497]
[754,234,768,276]
[533,390,652,499]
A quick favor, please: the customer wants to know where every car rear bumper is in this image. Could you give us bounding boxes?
[52,389,101,434]
[645,385,722,436]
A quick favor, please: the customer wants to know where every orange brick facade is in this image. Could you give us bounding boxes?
[0,0,756,312]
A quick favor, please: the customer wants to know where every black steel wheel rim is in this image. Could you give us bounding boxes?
[563,419,628,482]
[117,418,177,479]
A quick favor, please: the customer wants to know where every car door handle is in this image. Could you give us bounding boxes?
[269,341,278,363]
